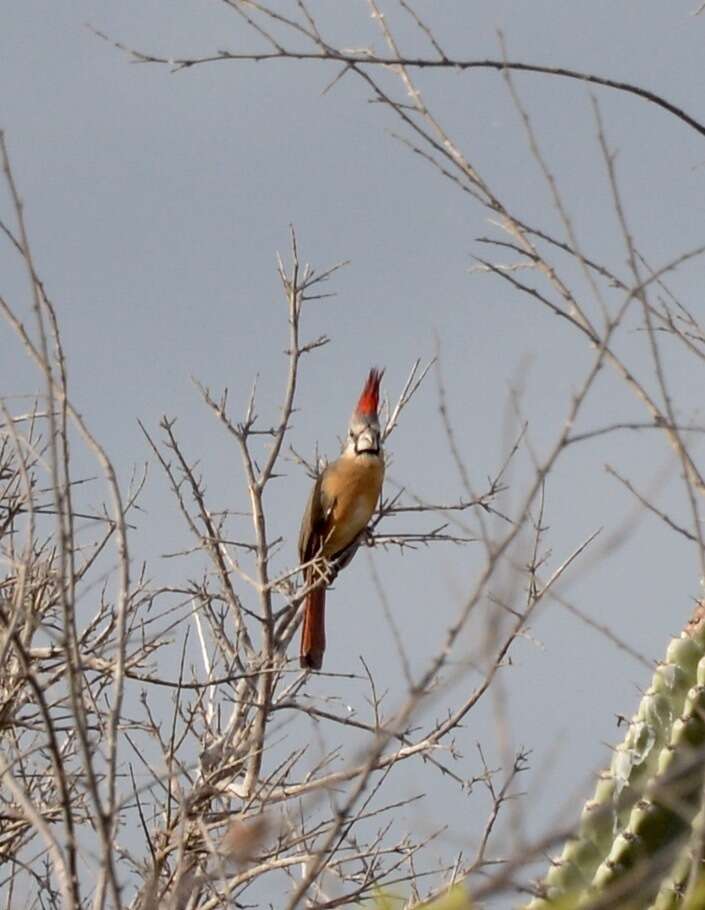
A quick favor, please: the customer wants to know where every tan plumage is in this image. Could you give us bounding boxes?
[298,369,385,670]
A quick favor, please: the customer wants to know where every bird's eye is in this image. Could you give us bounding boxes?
[349,430,355,439]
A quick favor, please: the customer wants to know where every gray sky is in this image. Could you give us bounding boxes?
[3,1,705,902]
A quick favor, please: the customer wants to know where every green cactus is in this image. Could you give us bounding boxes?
[649,806,703,909]
[374,608,705,910]
[525,605,705,909]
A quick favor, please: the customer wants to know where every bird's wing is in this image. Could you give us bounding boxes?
[298,472,329,563]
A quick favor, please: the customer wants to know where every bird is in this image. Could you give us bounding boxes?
[298,368,386,670]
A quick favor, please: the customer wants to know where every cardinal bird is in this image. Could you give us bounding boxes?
[298,368,385,670]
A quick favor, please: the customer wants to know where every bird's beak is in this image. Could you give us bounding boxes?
[355,428,380,454]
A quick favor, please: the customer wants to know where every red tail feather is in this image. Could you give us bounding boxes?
[355,367,384,417]
[300,586,326,670]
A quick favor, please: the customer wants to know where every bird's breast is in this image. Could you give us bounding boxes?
[319,454,384,556]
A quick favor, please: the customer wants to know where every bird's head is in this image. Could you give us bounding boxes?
[344,368,384,457]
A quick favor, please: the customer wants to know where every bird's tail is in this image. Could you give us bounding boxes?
[300,583,326,670]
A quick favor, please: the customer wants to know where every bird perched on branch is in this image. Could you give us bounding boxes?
[298,368,385,670]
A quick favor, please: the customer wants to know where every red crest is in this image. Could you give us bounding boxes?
[355,368,384,416]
